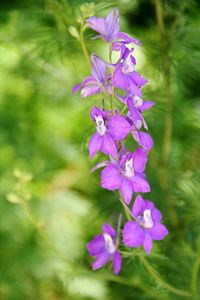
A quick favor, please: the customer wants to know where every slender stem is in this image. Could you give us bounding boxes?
[120,104,128,115]
[79,23,91,68]
[155,0,172,168]
[116,213,122,245]
[141,256,191,297]
[119,195,132,221]
[84,270,170,300]
[191,238,200,300]
[155,0,178,227]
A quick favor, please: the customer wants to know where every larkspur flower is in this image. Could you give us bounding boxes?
[112,93,154,151]
[87,9,141,45]
[116,94,154,131]
[72,54,110,98]
[113,47,148,94]
[89,106,131,158]
[101,148,150,204]
[123,195,168,254]
[87,223,122,274]
[127,96,154,130]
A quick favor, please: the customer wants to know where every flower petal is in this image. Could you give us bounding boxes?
[121,178,133,204]
[90,160,110,173]
[101,164,122,190]
[87,234,105,256]
[81,85,101,98]
[72,83,82,93]
[145,200,154,210]
[88,133,103,158]
[131,174,151,193]
[130,71,148,88]
[150,223,168,240]
[140,101,154,112]
[113,67,141,96]
[127,98,142,122]
[113,66,129,91]
[143,233,153,255]
[132,194,145,217]
[82,76,98,85]
[151,207,162,222]
[132,148,148,173]
[112,251,122,274]
[123,221,144,247]
[105,9,119,41]
[102,224,116,237]
[91,54,107,84]
[132,130,154,152]
[86,17,106,36]
[92,251,110,270]
[90,106,107,122]
[117,32,142,46]
[108,116,131,141]
[101,133,117,156]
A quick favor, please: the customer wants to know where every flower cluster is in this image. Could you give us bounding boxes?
[73,9,168,274]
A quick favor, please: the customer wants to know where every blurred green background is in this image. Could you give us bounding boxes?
[0,0,200,299]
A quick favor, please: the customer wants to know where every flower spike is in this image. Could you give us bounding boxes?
[73,9,168,275]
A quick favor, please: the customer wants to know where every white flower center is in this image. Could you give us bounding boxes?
[95,115,107,136]
[141,209,154,229]
[121,52,135,74]
[103,233,116,254]
[133,96,143,108]
[123,158,134,178]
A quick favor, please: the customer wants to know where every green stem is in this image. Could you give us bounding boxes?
[79,23,91,68]
[83,270,170,300]
[141,256,191,297]
[119,194,132,221]
[191,238,200,300]
[155,0,178,227]
[117,213,122,245]
[155,0,172,168]
[120,104,128,115]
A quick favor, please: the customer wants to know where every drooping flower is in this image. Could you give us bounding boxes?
[87,223,122,274]
[123,195,168,254]
[89,106,131,158]
[101,148,150,204]
[87,9,141,45]
[72,54,110,98]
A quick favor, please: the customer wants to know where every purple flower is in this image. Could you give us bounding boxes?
[73,54,110,98]
[89,106,131,158]
[87,9,141,45]
[128,95,154,127]
[113,48,148,94]
[101,148,150,204]
[123,195,168,254]
[87,223,122,274]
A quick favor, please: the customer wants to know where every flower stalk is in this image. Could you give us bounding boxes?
[79,22,91,68]
[155,0,178,227]
[73,8,168,276]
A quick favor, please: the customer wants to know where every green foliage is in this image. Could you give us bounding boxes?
[0,0,200,299]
